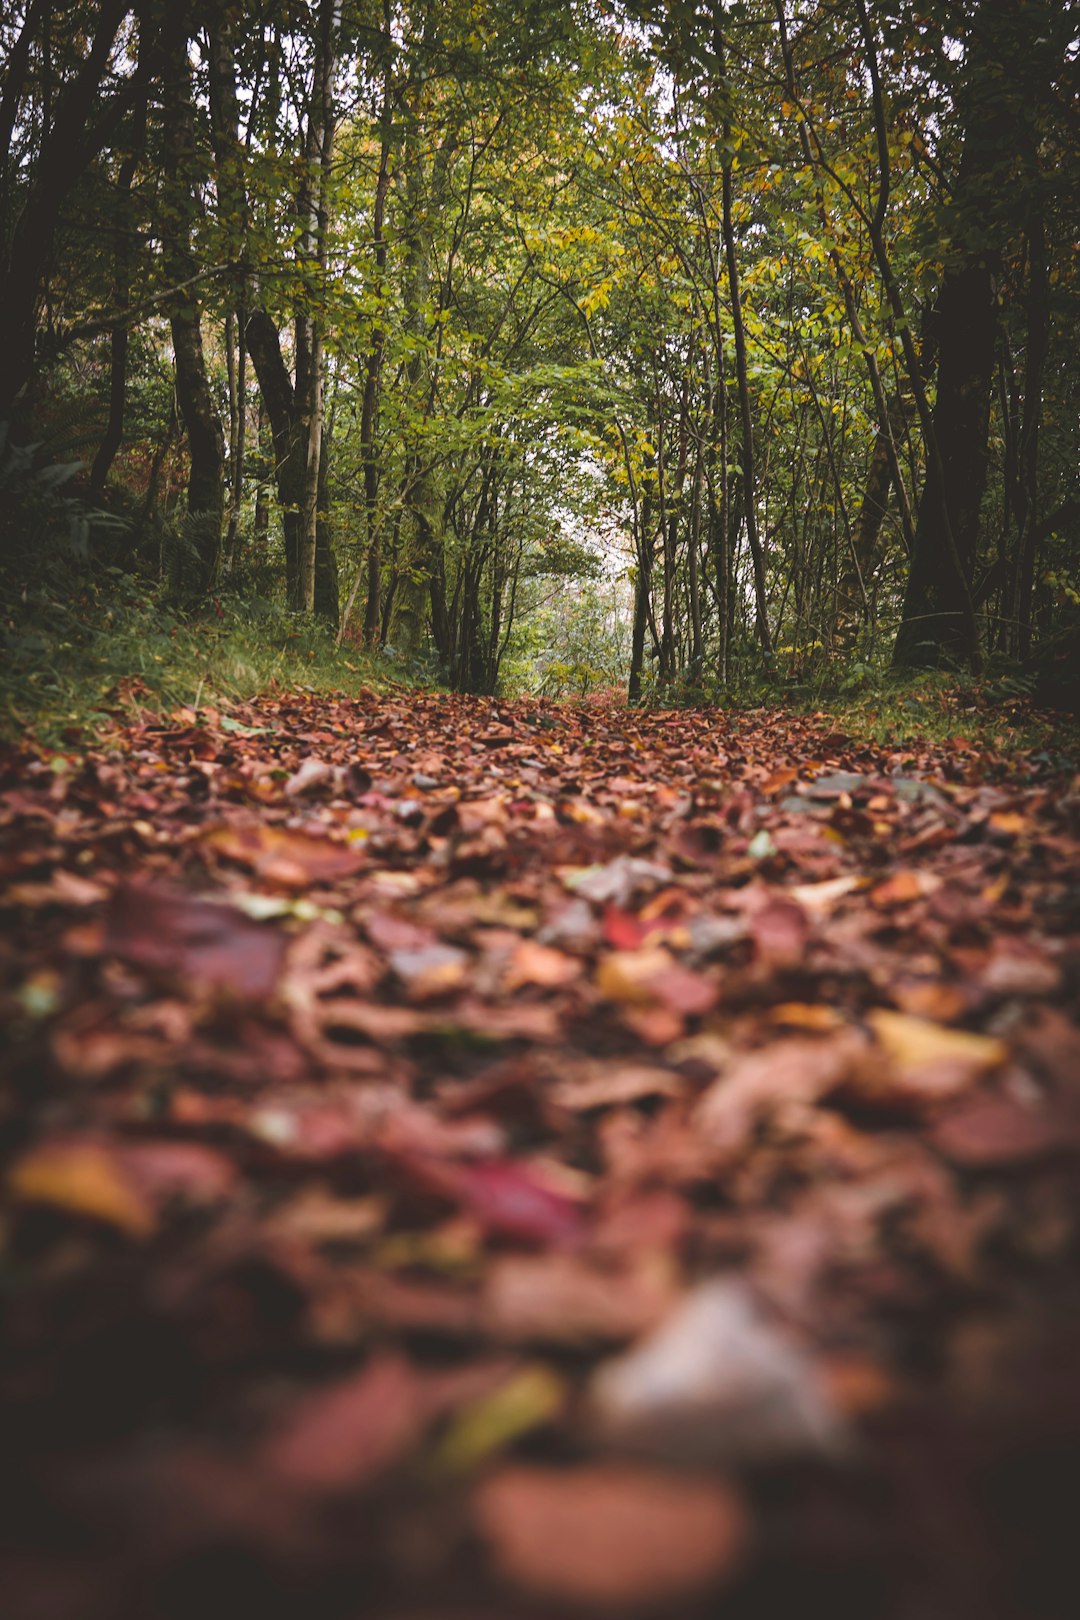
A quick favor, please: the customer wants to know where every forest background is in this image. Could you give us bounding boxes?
[1,0,1078,730]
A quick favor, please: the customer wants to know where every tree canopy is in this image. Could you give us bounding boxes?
[2,0,1078,696]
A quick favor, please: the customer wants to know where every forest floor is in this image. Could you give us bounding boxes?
[2,688,1080,1620]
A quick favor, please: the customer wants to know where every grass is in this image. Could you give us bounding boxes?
[794,666,1080,761]
[0,576,402,746]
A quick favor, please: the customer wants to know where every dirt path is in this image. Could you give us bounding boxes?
[2,691,1079,1620]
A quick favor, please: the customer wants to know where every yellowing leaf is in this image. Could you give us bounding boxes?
[8,1141,155,1238]
[434,1364,565,1472]
[504,940,581,991]
[596,947,675,1006]
[865,1010,1007,1102]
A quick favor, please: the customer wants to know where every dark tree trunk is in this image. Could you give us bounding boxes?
[892,254,996,667]
[1012,206,1049,660]
[252,402,271,564]
[361,0,394,646]
[891,0,1040,669]
[89,134,142,494]
[207,17,248,571]
[161,13,224,596]
[246,308,305,604]
[713,6,771,657]
[314,420,339,629]
[628,492,655,705]
[0,0,136,418]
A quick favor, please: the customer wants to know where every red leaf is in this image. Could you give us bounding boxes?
[261,1354,425,1492]
[387,1151,585,1247]
[105,882,286,998]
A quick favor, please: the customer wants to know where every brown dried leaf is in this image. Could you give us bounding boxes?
[474,1463,750,1607]
[484,1253,677,1346]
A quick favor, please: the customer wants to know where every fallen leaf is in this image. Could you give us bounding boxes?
[589,1279,847,1463]
[595,947,713,1014]
[787,874,863,912]
[284,756,335,796]
[390,942,470,999]
[473,1462,750,1607]
[8,1139,155,1237]
[552,1062,684,1111]
[433,1364,565,1470]
[202,823,365,886]
[105,882,286,998]
[929,1091,1080,1167]
[694,1033,864,1156]
[748,895,810,966]
[484,1253,676,1345]
[261,1354,425,1492]
[865,1009,1008,1102]
[503,939,581,990]
[387,1152,586,1248]
[869,870,943,906]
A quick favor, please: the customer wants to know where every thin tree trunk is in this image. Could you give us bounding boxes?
[362,0,394,645]
[315,416,340,627]
[1012,206,1049,659]
[295,0,340,614]
[253,402,270,563]
[161,13,224,596]
[713,8,771,655]
[688,437,704,674]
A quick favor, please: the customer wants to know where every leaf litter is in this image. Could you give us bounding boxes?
[1,689,1079,1620]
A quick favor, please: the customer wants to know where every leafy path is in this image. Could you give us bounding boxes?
[2,691,1079,1620]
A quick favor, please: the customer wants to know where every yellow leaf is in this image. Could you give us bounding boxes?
[8,1141,155,1238]
[596,948,675,1006]
[868,1010,1006,1077]
[434,1365,565,1472]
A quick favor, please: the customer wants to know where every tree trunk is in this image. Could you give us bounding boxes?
[246,308,305,603]
[361,0,394,646]
[161,14,224,597]
[889,0,1029,668]
[253,403,270,564]
[1011,205,1049,659]
[628,493,655,704]
[89,137,141,493]
[315,419,340,628]
[0,0,135,417]
[207,17,248,571]
[713,9,771,656]
[892,251,996,668]
[295,0,340,615]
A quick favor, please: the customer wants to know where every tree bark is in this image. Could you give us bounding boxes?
[713,8,771,656]
[361,0,394,645]
[1011,205,1049,660]
[161,12,224,596]
[295,0,340,614]
[89,102,146,493]
[0,0,138,417]
[888,1,1026,668]
[245,307,305,601]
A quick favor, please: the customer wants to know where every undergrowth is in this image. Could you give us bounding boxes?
[3,564,1075,767]
[776,668,1078,762]
[0,576,398,745]
[642,658,1079,762]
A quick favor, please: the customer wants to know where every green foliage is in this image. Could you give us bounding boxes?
[505,579,629,698]
[799,667,1078,757]
[3,0,1078,699]
[0,574,397,746]
[0,423,129,581]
